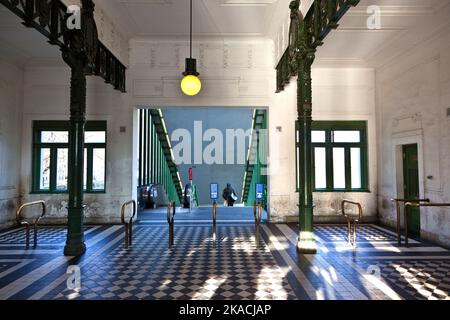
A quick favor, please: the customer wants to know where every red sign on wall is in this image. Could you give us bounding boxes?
[189,167,193,181]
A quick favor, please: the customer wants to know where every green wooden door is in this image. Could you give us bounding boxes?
[403,144,420,235]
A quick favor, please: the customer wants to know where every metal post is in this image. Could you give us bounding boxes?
[396,201,401,245]
[347,220,351,244]
[254,200,262,247]
[64,65,87,257]
[167,201,176,248]
[62,0,99,256]
[296,20,317,254]
[25,224,30,249]
[124,223,129,248]
[212,201,217,227]
[404,206,409,247]
[129,221,133,246]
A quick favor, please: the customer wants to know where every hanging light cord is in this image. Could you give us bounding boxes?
[190,0,193,59]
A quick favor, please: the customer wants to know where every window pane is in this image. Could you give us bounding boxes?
[351,148,362,189]
[84,149,87,191]
[39,148,51,190]
[333,148,346,189]
[41,131,68,143]
[312,131,326,143]
[333,131,360,143]
[314,148,326,189]
[85,131,106,143]
[92,148,105,190]
[56,148,68,191]
[296,146,300,190]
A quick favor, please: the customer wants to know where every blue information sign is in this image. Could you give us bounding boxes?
[210,183,219,200]
[255,183,264,200]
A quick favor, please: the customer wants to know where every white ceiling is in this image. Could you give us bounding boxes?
[0,6,63,67]
[315,0,450,69]
[96,0,291,38]
[1,0,450,70]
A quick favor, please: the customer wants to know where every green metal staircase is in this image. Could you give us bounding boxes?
[241,110,267,208]
[0,0,126,93]
[138,109,183,205]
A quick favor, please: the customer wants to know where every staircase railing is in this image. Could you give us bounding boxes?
[0,0,126,92]
[241,110,267,207]
[137,109,183,204]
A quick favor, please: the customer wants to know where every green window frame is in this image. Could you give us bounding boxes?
[296,121,369,193]
[32,121,107,194]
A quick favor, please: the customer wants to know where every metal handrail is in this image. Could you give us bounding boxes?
[391,198,430,203]
[253,200,263,226]
[391,198,430,245]
[403,202,450,247]
[253,200,263,246]
[167,201,176,247]
[121,200,136,248]
[212,201,217,226]
[16,201,46,248]
[405,202,450,208]
[341,200,363,247]
[341,200,363,221]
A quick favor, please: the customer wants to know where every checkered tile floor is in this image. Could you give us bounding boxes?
[0,226,95,245]
[0,222,449,300]
[315,225,398,242]
[52,225,296,300]
[357,259,450,300]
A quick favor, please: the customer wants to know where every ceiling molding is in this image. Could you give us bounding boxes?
[220,0,277,7]
[117,0,173,5]
[347,5,435,16]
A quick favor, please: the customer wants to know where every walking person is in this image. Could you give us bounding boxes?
[222,183,237,207]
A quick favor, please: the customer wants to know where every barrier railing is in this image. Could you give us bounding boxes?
[253,200,263,245]
[16,201,46,249]
[121,200,137,248]
[391,198,430,245]
[341,200,363,248]
[212,201,217,227]
[404,202,450,247]
[167,201,176,248]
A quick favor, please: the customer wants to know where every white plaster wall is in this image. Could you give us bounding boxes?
[269,68,377,223]
[0,61,23,229]
[376,28,450,247]
[20,66,133,224]
[7,37,377,226]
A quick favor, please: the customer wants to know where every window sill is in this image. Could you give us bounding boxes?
[314,190,371,193]
[30,191,107,195]
[295,190,372,194]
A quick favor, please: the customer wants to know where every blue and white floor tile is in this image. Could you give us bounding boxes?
[0,222,448,300]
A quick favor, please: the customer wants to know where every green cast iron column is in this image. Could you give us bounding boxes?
[64,64,87,256]
[62,0,98,256]
[296,21,317,254]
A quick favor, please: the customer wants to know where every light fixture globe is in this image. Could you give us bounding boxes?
[181,57,201,96]
[181,0,202,96]
[181,75,201,96]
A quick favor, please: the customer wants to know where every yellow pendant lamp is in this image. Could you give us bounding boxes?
[181,0,201,96]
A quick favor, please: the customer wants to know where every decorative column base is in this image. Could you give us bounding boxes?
[297,231,317,254]
[64,207,86,256]
[64,241,86,257]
